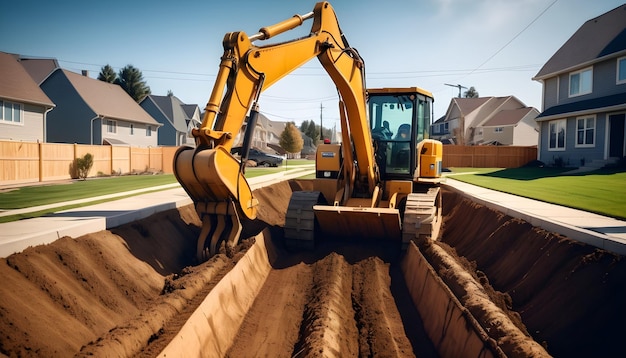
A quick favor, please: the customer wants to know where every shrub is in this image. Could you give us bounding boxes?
[75,153,94,180]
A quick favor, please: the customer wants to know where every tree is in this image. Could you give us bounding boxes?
[115,65,151,102]
[463,86,479,98]
[98,64,117,83]
[280,122,304,156]
[300,119,319,142]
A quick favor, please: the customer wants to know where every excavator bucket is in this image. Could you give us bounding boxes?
[173,145,257,261]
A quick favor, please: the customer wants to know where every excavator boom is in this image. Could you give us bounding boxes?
[174,2,380,260]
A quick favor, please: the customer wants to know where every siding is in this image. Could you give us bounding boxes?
[100,120,158,147]
[0,104,46,142]
[42,71,96,144]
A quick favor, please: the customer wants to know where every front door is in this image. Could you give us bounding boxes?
[609,113,625,158]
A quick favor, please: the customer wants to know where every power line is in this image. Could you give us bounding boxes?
[463,0,558,79]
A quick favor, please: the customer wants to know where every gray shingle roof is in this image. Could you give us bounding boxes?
[0,52,54,107]
[144,95,189,132]
[534,4,626,80]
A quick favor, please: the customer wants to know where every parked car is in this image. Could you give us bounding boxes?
[231,147,283,167]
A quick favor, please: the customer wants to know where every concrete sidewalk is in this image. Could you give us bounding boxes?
[444,178,626,255]
[0,168,314,257]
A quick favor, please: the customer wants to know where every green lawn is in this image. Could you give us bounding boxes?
[0,161,316,222]
[0,175,178,210]
[446,167,626,220]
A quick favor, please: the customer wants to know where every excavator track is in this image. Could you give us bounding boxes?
[284,191,326,250]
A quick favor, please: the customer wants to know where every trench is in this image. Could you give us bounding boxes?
[0,180,624,357]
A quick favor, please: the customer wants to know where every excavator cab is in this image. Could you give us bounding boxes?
[368,87,441,181]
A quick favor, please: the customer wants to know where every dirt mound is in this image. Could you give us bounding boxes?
[440,189,626,357]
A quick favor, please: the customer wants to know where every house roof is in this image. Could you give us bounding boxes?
[0,52,54,107]
[143,94,188,132]
[535,92,626,121]
[451,97,492,117]
[18,56,60,84]
[533,4,626,80]
[482,107,536,127]
[56,69,160,126]
[181,104,200,120]
[257,112,286,138]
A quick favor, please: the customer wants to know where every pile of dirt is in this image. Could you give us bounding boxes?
[0,181,624,357]
[440,189,626,357]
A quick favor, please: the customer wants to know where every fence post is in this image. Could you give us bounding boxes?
[38,142,43,183]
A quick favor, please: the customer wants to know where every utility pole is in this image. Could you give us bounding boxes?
[319,102,324,142]
[444,83,468,98]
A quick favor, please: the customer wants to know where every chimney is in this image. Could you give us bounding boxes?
[81,70,89,77]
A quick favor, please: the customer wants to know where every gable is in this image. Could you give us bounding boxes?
[534,4,626,80]
[143,95,189,132]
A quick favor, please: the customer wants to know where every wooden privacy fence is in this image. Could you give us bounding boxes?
[1,141,179,186]
[442,145,537,168]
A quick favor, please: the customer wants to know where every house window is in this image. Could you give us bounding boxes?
[618,56,626,84]
[146,126,152,136]
[576,116,595,147]
[0,100,23,124]
[106,119,117,133]
[569,67,592,97]
[444,122,449,132]
[130,124,134,135]
[494,127,503,133]
[548,119,566,150]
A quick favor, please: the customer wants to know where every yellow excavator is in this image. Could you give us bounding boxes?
[173,1,443,261]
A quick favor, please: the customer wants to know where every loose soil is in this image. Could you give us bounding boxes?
[0,180,624,357]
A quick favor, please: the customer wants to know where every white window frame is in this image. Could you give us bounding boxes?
[494,127,503,133]
[548,119,566,151]
[575,115,595,148]
[146,125,152,136]
[0,100,23,125]
[618,56,626,85]
[569,67,593,97]
[106,119,117,134]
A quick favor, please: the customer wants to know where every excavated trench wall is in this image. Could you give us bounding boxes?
[2,180,625,357]
[158,230,512,358]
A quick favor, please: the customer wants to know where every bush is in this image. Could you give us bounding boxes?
[75,153,94,180]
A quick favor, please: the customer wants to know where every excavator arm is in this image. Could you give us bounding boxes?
[174,2,377,260]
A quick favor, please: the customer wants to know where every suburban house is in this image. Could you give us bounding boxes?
[532,4,626,168]
[0,52,55,142]
[431,96,539,146]
[39,68,162,147]
[233,112,287,153]
[140,94,200,146]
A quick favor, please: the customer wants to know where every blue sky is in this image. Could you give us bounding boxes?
[2,0,624,127]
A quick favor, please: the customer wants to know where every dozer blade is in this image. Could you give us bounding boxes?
[173,146,257,260]
[313,206,402,240]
